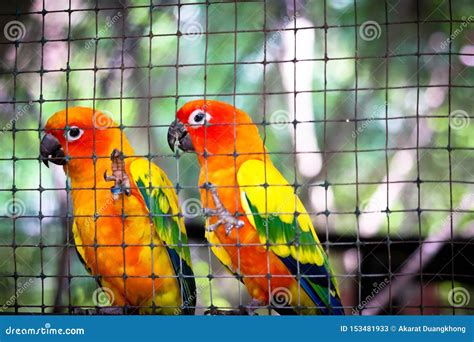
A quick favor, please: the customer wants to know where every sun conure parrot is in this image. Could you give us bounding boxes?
[41,107,195,314]
[168,100,344,315]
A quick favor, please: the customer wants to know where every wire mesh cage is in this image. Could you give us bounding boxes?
[0,0,473,315]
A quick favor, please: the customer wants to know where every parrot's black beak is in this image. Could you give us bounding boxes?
[167,120,195,152]
[40,133,67,167]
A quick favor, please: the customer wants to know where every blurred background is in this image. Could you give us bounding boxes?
[0,0,473,315]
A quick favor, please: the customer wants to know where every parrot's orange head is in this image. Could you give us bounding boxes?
[41,107,131,175]
[169,100,263,159]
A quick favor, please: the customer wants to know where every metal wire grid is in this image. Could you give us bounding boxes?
[0,0,472,315]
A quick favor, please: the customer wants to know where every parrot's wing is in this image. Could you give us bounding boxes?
[237,159,344,315]
[130,159,196,314]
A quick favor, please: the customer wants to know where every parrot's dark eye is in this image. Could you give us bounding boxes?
[188,109,211,127]
[65,126,84,142]
[194,112,205,122]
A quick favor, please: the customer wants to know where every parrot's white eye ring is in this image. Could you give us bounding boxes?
[188,109,211,127]
[65,126,84,142]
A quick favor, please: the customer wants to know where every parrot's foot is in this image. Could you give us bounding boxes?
[72,307,125,315]
[72,308,95,315]
[205,299,262,316]
[97,307,127,315]
[203,182,244,235]
[104,148,131,199]
[204,308,251,316]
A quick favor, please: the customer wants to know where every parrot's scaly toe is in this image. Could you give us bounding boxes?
[205,299,261,315]
[105,148,132,198]
[225,219,244,235]
[204,308,256,316]
[203,182,245,235]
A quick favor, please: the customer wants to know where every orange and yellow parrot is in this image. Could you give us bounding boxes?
[168,100,343,315]
[41,107,195,314]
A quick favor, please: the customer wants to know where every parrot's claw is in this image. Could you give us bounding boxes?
[97,307,127,315]
[103,171,116,182]
[72,307,125,315]
[207,218,244,235]
[207,220,221,232]
[205,299,262,316]
[72,308,95,315]
[225,221,244,235]
[205,308,251,316]
[203,183,244,235]
[104,148,131,198]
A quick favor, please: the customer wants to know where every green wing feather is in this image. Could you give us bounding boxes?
[130,159,196,315]
[237,159,343,315]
